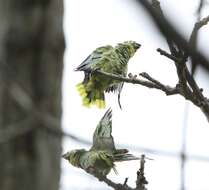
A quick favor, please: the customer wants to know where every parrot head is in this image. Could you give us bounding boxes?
[118,41,141,57]
[62,149,86,167]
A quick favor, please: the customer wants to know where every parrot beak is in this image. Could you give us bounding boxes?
[62,152,69,159]
[135,43,141,49]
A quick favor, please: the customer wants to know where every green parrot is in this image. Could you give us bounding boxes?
[62,108,139,177]
[75,41,141,109]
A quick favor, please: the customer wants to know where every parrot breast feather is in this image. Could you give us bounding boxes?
[79,150,116,175]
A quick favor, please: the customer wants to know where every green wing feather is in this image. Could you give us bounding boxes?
[75,45,114,72]
[91,108,116,152]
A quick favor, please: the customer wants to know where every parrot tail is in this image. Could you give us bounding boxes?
[114,149,139,162]
[76,83,106,109]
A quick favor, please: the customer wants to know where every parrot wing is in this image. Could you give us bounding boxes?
[91,108,116,151]
[74,45,114,72]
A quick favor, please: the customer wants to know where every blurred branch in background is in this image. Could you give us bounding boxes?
[0,75,90,146]
[0,1,65,190]
[196,0,208,20]
[135,0,209,73]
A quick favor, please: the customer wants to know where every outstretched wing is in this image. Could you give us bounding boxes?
[74,45,113,72]
[91,108,116,151]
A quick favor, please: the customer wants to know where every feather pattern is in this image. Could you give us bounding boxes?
[75,41,141,109]
[91,108,115,152]
[63,106,140,177]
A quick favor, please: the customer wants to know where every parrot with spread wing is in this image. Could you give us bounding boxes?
[75,41,141,109]
[62,108,139,177]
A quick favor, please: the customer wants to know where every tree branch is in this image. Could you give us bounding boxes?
[96,70,178,95]
[156,48,209,121]
[190,15,209,75]
[144,1,209,122]
[196,0,208,20]
[92,155,148,190]
[135,0,209,73]
[100,176,134,190]
[136,155,148,190]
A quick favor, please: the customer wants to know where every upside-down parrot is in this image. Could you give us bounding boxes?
[62,108,139,177]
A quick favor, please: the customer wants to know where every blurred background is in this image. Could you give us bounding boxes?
[61,0,209,190]
[0,1,208,190]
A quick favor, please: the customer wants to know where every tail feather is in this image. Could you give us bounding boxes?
[114,149,128,154]
[76,83,106,109]
[114,149,139,162]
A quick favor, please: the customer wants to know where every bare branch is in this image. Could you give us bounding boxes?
[156,47,209,121]
[136,155,148,190]
[139,72,179,95]
[196,0,208,20]
[96,70,159,88]
[152,0,209,119]
[156,48,180,62]
[190,14,209,75]
[192,15,209,32]
[96,70,178,95]
[96,68,209,121]
[151,0,177,54]
[100,176,134,190]
[90,155,148,190]
[135,0,209,73]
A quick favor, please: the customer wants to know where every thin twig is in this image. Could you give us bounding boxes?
[196,1,208,21]
[189,15,209,75]
[156,47,209,121]
[136,155,148,190]
[156,48,180,62]
[139,72,179,95]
